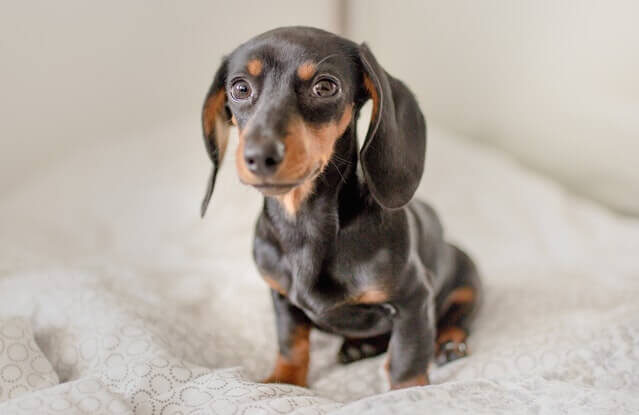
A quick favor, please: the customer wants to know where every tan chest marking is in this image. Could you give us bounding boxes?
[353,288,389,304]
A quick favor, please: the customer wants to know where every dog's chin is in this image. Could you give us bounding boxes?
[253,183,296,196]
[242,166,321,197]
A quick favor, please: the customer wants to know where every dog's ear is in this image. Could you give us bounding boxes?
[358,43,426,209]
[201,57,232,217]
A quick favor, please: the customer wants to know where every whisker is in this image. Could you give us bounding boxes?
[331,153,352,165]
[330,160,347,184]
[316,53,340,66]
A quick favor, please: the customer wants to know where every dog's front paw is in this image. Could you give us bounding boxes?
[262,356,308,387]
[390,373,429,390]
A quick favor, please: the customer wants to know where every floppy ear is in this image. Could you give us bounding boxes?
[358,43,427,209]
[201,58,232,217]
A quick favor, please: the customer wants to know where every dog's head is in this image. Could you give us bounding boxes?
[201,27,425,216]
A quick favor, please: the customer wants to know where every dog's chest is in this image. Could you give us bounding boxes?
[254,227,397,336]
[270,249,396,336]
[256,225,389,295]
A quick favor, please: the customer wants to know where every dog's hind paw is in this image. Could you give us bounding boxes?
[338,333,390,364]
[435,340,468,365]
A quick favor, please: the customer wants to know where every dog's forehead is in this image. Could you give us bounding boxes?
[227,27,356,73]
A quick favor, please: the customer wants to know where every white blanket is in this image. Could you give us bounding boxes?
[1,116,638,414]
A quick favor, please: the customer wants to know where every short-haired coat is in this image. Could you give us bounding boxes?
[201,26,481,390]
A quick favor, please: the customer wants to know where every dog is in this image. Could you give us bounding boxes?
[200,27,481,390]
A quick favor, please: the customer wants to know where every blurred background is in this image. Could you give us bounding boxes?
[1,0,637,215]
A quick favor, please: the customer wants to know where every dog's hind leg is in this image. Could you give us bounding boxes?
[434,245,482,365]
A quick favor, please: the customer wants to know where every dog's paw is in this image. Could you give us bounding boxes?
[338,334,390,364]
[435,340,468,365]
[262,373,307,387]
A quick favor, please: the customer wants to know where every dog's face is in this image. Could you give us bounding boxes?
[201,27,426,217]
[224,29,358,196]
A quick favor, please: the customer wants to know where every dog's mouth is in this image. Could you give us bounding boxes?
[252,182,298,196]
[242,166,321,196]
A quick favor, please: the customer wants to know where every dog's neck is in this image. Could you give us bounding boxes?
[261,118,367,300]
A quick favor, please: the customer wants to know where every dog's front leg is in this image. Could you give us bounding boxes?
[263,290,312,387]
[386,285,435,389]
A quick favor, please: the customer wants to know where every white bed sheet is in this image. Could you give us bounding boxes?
[0,116,637,414]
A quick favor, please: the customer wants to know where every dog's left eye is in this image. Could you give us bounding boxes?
[312,79,338,97]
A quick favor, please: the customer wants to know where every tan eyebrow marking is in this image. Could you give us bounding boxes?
[247,59,263,76]
[297,61,317,81]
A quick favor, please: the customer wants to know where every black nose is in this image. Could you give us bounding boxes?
[244,140,285,177]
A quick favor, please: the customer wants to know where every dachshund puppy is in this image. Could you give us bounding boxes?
[200,27,481,390]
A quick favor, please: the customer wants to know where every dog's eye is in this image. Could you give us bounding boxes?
[231,80,252,100]
[312,79,338,97]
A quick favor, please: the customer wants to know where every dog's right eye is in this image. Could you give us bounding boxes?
[231,80,252,100]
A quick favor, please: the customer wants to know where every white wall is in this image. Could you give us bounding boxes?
[347,0,639,215]
[0,0,340,194]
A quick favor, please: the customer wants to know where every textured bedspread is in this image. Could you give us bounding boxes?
[1,116,638,414]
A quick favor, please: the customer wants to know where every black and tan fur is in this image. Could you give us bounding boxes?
[200,27,481,390]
